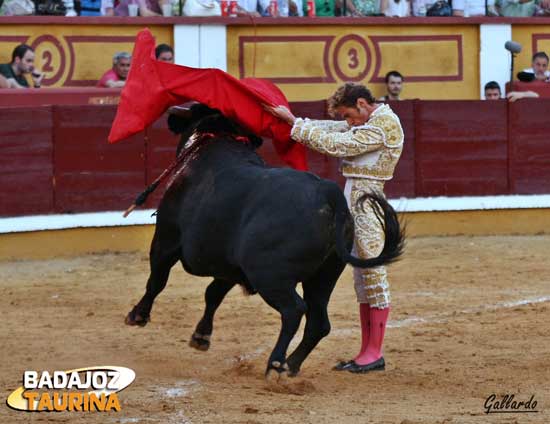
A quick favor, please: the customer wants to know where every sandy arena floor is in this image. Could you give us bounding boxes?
[1,235,549,424]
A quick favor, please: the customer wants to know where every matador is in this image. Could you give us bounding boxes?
[265,82,404,373]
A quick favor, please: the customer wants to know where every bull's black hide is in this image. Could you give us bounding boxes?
[126,104,404,379]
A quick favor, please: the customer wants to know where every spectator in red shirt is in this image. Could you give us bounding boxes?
[97,52,131,88]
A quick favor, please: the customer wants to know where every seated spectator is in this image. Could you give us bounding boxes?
[535,0,550,14]
[101,0,115,15]
[411,0,429,14]
[380,0,410,16]
[97,52,131,88]
[232,0,262,16]
[79,0,102,15]
[62,0,77,15]
[0,0,35,15]
[0,74,11,88]
[340,0,378,16]
[115,0,165,16]
[0,44,44,89]
[155,44,174,63]
[261,0,303,15]
[522,51,550,82]
[496,0,536,17]
[507,90,539,101]
[378,70,404,101]
[289,0,304,15]
[484,81,501,100]
[452,0,498,15]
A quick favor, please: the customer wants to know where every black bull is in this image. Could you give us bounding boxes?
[125,104,404,378]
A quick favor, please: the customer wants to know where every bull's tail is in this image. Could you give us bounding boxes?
[328,184,404,268]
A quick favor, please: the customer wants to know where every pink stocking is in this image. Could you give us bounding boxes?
[354,307,390,366]
[354,303,370,360]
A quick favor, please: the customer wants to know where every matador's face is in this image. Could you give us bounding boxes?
[336,98,373,127]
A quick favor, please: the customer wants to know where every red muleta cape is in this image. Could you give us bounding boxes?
[108,28,307,171]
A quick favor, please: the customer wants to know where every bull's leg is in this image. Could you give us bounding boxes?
[257,285,307,380]
[189,279,236,351]
[285,253,345,376]
[125,232,180,327]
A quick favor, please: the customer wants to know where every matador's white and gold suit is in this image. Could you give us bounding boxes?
[290,104,404,309]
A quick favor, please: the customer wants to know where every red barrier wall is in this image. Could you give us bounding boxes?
[508,99,550,194]
[0,88,121,107]
[506,82,550,98]
[0,106,54,216]
[1,100,549,218]
[415,100,509,196]
[53,106,146,213]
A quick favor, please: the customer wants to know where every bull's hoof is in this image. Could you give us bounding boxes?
[287,367,300,378]
[125,310,149,327]
[265,361,289,383]
[285,359,300,377]
[189,332,210,351]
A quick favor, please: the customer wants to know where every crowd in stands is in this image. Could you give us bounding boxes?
[0,43,174,88]
[1,42,548,104]
[1,0,550,17]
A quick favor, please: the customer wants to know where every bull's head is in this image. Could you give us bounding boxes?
[167,103,263,152]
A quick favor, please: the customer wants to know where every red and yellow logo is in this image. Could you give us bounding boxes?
[7,366,135,412]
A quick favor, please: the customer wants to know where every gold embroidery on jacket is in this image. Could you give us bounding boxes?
[291,105,404,182]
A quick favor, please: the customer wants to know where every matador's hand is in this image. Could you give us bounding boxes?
[262,104,297,126]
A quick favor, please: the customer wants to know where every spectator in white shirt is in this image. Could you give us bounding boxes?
[522,51,550,82]
[452,0,498,15]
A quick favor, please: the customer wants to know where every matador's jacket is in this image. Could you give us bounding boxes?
[290,104,404,308]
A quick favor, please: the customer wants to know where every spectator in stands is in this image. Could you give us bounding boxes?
[80,0,102,15]
[341,0,379,15]
[496,0,536,16]
[380,0,410,16]
[379,71,404,101]
[507,91,540,101]
[115,0,165,16]
[535,0,550,14]
[452,0,498,15]
[0,44,43,89]
[0,74,12,88]
[289,0,304,15]
[411,0,428,15]
[155,44,174,63]
[522,52,550,82]
[101,0,115,15]
[97,52,131,88]
[261,0,304,15]
[484,81,501,100]
[484,81,540,102]
[232,0,262,16]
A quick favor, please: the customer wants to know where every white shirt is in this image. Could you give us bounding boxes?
[383,0,410,16]
[452,0,495,16]
[523,67,550,78]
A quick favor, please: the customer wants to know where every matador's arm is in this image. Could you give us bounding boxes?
[291,118,385,157]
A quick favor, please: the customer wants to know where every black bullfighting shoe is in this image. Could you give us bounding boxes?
[347,357,385,373]
[333,360,356,371]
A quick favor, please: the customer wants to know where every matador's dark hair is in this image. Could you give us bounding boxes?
[328,82,376,117]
